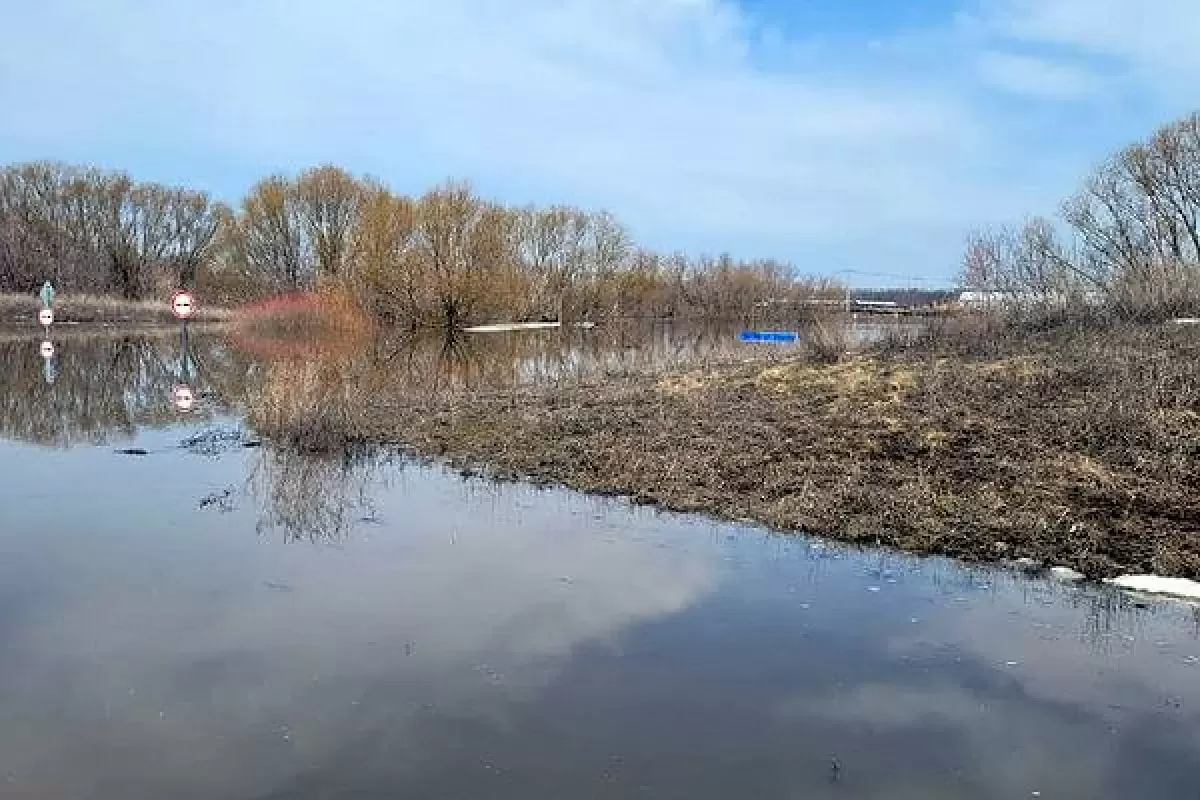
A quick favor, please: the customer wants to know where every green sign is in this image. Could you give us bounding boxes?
[39,281,55,309]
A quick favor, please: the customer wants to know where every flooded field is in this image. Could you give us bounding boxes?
[1,326,1199,798]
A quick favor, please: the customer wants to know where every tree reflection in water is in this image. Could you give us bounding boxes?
[247,441,388,543]
[2,323,1198,650]
[0,321,801,542]
[0,331,237,447]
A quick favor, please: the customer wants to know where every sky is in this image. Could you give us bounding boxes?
[1,0,1198,286]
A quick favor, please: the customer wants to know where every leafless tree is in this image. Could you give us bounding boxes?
[294,165,365,280]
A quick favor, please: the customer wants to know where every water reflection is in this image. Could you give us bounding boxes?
[248,442,386,543]
[239,320,763,409]
[0,333,230,446]
[39,339,57,385]
[0,323,761,451]
[1,321,1200,797]
[0,428,1198,798]
[0,318,916,450]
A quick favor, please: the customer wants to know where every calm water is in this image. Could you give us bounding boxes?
[0,327,1198,799]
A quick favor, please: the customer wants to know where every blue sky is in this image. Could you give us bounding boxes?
[1,0,1197,286]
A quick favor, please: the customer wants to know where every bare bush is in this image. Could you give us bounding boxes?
[804,314,849,364]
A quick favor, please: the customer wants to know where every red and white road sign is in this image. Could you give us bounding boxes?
[38,308,54,326]
[172,384,196,412]
[171,290,195,320]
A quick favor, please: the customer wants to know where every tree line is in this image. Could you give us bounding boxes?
[0,162,842,327]
[0,163,219,300]
[963,111,1200,320]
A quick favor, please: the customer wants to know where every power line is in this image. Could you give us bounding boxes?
[833,268,932,285]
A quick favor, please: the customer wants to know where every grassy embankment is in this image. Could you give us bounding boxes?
[0,292,233,327]
[246,317,1200,580]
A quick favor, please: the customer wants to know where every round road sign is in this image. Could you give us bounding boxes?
[172,384,196,412]
[171,290,195,320]
[38,308,54,326]
[39,341,55,359]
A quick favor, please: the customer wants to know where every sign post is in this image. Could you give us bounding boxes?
[171,290,196,412]
[179,317,192,384]
[171,289,195,321]
[39,340,57,385]
[37,284,56,382]
[172,384,195,413]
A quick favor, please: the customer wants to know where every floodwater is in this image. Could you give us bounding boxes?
[1,326,1198,799]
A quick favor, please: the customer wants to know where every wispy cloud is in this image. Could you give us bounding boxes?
[0,0,1195,283]
[984,0,1200,100]
[976,51,1103,97]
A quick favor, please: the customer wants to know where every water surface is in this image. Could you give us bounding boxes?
[0,328,1197,799]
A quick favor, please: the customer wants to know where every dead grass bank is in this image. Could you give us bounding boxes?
[0,292,232,327]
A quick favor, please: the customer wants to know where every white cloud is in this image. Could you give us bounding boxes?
[0,0,1195,283]
[0,450,718,795]
[977,51,1102,97]
[982,0,1200,102]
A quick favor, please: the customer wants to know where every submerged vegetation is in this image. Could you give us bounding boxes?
[241,318,1200,580]
[4,311,1197,577]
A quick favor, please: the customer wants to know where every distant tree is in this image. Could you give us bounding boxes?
[294,165,365,280]
[236,176,309,290]
[969,110,1200,320]
[415,182,488,328]
[347,185,419,322]
[1,159,846,325]
[164,187,220,289]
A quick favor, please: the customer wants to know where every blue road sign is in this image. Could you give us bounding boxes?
[738,330,798,344]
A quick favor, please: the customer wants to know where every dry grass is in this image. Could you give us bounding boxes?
[229,289,373,342]
[802,313,851,364]
[0,292,233,326]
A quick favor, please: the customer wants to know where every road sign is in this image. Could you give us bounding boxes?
[171,290,195,320]
[172,384,196,412]
[738,330,798,344]
[38,308,54,326]
[39,341,54,359]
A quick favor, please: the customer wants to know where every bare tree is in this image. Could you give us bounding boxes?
[415,182,485,328]
[294,165,365,281]
[1,159,847,326]
[235,176,309,290]
[163,187,220,289]
[348,185,420,322]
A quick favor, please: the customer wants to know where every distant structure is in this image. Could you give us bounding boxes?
[957,290,1105,310]
[757,289,957,315]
